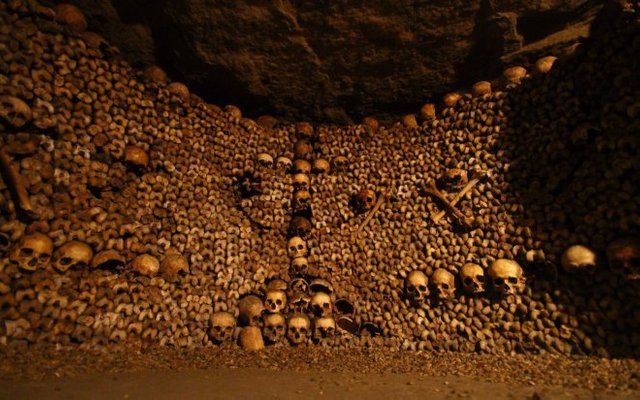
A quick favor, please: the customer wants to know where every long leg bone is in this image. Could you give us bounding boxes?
[424,181,473,228]
[432,171,487,223]
[0,146,38,219]
[354,189,388,235]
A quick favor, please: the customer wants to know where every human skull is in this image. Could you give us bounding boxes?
[288,237,307,259]
[275,156,292,173]
[313,317,336,344]
[160,252,190,280]
[0,95,32,129]
[442,169,468,190]
[606,237,640,280]
[561,245,598,273]
[296,122,314,139]
[209,312,235,344]
[460,263,485,294]
[292,190,311,212]
[331,156,349,172]
[168,82,190,100]
[10,233,53,271]
[405,270,429,304]
[124,146,149,169]
[266,279,288,292]
[91,249,125,269]
[430,268,456,300]
[309,278,333,295]
[289,277,309,294]
[143,65,168,84]
[503,66,527,84]
[130,254,160,277]
[262,313,286,344]
[293,139,313,160]
[289,291,310,314]
[287,313,310,345]
[356,189,376,213]
[312,159,330,174]
[292,159,311,175]
[52,241,93,273]
[310,292,332,317]
[256,153,274,169]
[238,295,265,327]
[265,290,287,313]
[443,92,462,107]
[289,216,312,238]
[293,173,310,192]
[224,105,242,120]
[472,81,492,96]
[487,259,525,296]
[362,116,379,135]
[290,256,309,275]
[54,3,87,32]
[535,56,557,74]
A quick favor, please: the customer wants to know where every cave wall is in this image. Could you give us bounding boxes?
[45,0,601,122]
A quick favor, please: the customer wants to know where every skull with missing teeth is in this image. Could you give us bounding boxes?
[313,317,336,344]
[265,290,287,313]
[487,259,525,296]
[10,233,53,271]
[606,237,640,280]
[310,292,332,317]
[209,311,235,344]
[262,313,286,344]
[287,313,310,345]
[405,270,429,304]
[292,190,311,212]
[356,189,376,213]
[288,236,307,259]
[459,263,485,294]
[275,156,292,173]
[430,268,455,300]
[256,153,274,169]
[52,241,94,272]
[293,173,310,192]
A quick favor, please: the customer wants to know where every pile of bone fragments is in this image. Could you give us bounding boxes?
[0,0,639,356]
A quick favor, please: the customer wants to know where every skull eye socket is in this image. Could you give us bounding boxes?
[276,299,282,305]
[441,283,449,289]
[300,328,307,334]
[406,286,416,293]
[297,244,304,250]
[60,257,73,265]
[40,253,51,260]
[418,285,426,292]
[494,278,504,285]
[508,277,518,284]
[323,303,330,309]
[225,326,233,333]
[20,248,34,257]
[463,277,473,285]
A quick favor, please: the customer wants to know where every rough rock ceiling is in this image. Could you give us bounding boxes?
[48,0,601,123]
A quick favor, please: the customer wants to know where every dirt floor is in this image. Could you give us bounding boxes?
[1,345,640,399]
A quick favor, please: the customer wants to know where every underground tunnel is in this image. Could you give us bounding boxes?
[0,0,639,398]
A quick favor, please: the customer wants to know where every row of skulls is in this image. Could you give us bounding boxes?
[405,259,526,304]
[7,232,189,278]
[209,277,339,346]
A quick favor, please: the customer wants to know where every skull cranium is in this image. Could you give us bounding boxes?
[275,156,292,173]
[292,190,311,212]
[459,263,485,294]
[256,153,274,169]
[289,291,310,314]
[288,236,307,259]
[160,251,190,280]
[293,139,313,160]
[331,156,348,173]
[10,233,53,272]
[130,254,160,277]
[310,292,332,317]
[293,173,310,192]
[290,256,309,275]
[265,290,287,313]
[606,237,640,280]
[238,295,265,327]
[405,270,429,304]
[287,313,310,345]
[312,158,330,174]
[292,159,311,175]
[209,311,235,344]
[52,241,93,273]
[487,259,525,297]
[561,245,598,273]
[356,189,376,213]
[262,313,286,344]
[431,268,456,300]
[313,316,336,345]
[0,95,32,129]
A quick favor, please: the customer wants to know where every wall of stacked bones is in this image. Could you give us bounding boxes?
[0,0,639,356]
